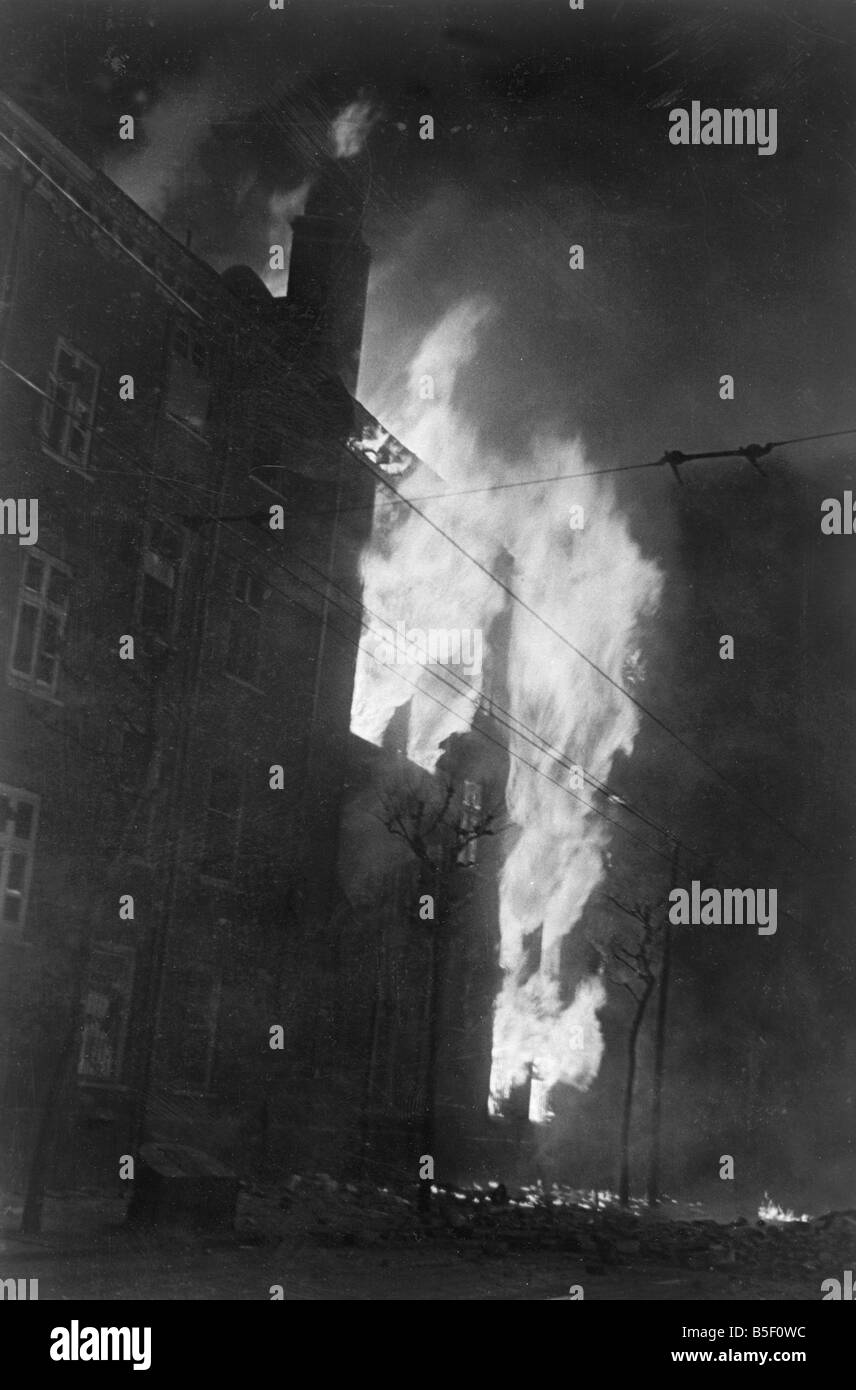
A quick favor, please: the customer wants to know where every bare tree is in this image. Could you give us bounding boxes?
[595,896,661,1208]
[377,770,502,1212]
[647,839,681,1206]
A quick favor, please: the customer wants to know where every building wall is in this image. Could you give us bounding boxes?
[0,93,376,1192]
[335,717,509,1189]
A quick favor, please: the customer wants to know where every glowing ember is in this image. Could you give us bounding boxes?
[757,1195,810,1223]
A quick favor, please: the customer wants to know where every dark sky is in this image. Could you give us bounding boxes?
[2,0,854,1201]
[2,0,852,461]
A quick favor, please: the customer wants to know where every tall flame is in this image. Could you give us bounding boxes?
[353,298,663,1117]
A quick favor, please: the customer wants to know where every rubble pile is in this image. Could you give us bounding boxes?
[239,1175,856,1280]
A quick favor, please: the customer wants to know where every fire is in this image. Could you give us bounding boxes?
[352,296,663,1120]
[758,1195,810,1223]
[331,99,378,160]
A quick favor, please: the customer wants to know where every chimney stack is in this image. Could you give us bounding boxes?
[286,157,370,395]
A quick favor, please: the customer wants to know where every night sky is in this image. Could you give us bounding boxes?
[2,0,854,1203]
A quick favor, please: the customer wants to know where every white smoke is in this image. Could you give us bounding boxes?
[264,180,312,297]
[104,76,226,222]
[331,99,378,160]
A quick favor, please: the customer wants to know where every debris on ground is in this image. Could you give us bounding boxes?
[235,1176,856,1281]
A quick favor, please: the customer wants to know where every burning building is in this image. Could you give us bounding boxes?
[343,289,664,1186]
[0,81,664,1207]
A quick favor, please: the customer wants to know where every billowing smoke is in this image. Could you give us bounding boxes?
[104,73,227,221]
[331,98,378,159]
[103,78,375,280]
[264,180,311,296]
[353,297,663,1118]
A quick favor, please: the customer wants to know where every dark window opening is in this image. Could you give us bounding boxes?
[42,340,99,468]
[139,521,182,637]
[0,785,39,933]
[9,552,70,695]
[165,323,211,433]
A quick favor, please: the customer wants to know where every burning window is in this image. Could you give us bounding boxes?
[0,786,39,933]
[42,339,100,470]
[457,779,482,866]
[138,519,183,637]
[77,947,134,1082]
[8,551,70,695]
[225,568,265,685]
[201,765,243,881]
[164,322,211,434]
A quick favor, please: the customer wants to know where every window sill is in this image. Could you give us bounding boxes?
[6,671,64,705]
[40,444,94,479]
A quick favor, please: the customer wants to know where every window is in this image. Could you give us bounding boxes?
[165,323,211,433]
[201,766,243,880]
[457,779,482,866]
[171,967,221,1092]
[77,947,134,1082]
[0,786,39,932]
[139,520,183,637]
[225,568,265,685]
[9,552,70,695]
[42,339,99,469]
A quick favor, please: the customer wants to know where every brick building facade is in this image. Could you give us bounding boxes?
[0,90,379,1192]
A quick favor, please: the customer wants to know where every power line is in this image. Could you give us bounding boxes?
[22,318,806,879]
[0,299,819,863]
[393,426,856,499]
[216,512,688,851]
[283,426,856,517]
[0,129,204,321]
[345,437,817,858]
[209,518,680,871]
[1,343,818,863]
[0,123,817,903]
[208,507,807,925]
[2,355,803,912]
